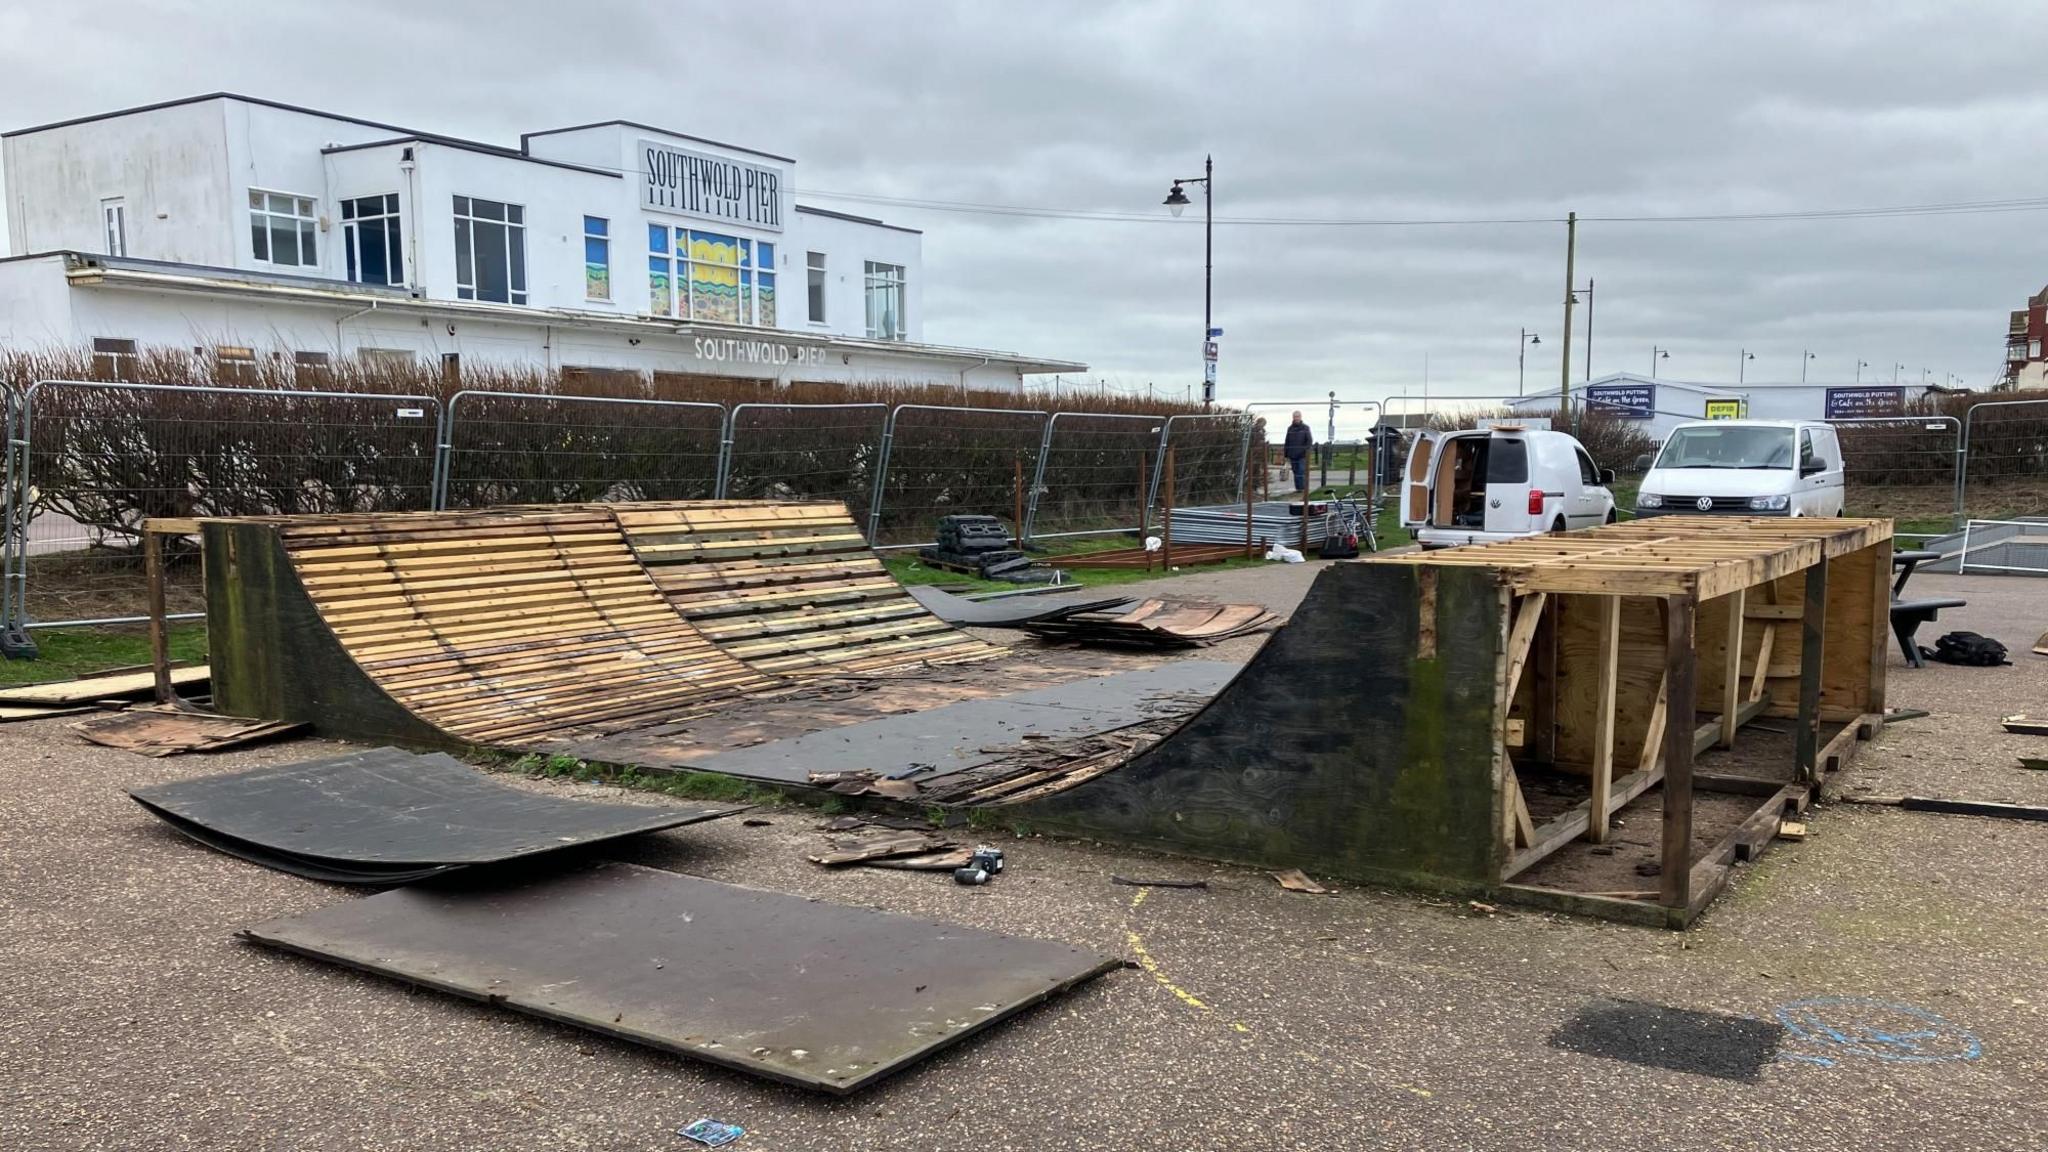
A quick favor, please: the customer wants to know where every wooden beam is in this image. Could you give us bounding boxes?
[1797,557,1829,782]
[1162,446,1176,570]
[1502,591,1548,704]
[1748,623,1776,703]
[1508,769,1537,849]
[1637,672,1669,778]
[145,529,173,707]
[1501,762,1665,880]
[1720,589,1745,749]
[1867,539,1892,716]
[1588,594,1621,843]
[1660,594,1698,909]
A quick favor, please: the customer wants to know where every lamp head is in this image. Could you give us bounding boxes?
[1164,183,1191,217]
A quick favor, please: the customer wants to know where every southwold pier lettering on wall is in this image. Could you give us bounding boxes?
[642,140,783,232]
[693,337,825,366]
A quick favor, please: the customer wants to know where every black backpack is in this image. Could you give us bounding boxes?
[1923,631,2010,667]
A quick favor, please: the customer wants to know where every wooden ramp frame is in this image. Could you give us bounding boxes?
[1017,517,1892,928]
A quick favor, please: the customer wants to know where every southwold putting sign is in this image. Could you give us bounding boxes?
[641,140,784,232]
[1585,382,1656,419]
[1824,386,1905,419]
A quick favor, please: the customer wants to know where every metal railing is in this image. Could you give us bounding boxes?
[1960,398,2048,526]
[435,390,724,509]
[721,402,889,527]
[1022,411,1161,543]
[865,404,1051,547]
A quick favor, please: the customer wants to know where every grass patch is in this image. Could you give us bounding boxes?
[0,623,207,685]
[502,752,792,806]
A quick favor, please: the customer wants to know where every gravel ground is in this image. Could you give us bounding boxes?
[3,568,2046,1151]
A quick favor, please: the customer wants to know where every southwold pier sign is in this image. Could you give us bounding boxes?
[641,139,784,232]
[691,336,825,366]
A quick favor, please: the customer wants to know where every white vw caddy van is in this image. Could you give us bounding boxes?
[1401,426,1617,548]
[1634,420,1845,518]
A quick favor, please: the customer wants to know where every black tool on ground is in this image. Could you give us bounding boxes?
[954,844,1006,885]
[1922,631,2010,667]
[919,515,1054,581]
[936,514,1012,555]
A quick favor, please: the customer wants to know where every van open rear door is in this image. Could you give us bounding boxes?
[1402,432,1438,528]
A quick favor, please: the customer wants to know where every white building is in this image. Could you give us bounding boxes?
[0,93,1081,389]
[1507,372,1956,440]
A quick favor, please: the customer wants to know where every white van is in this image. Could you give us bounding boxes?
[1401,427,1617,548]
[1634,420,1845,518]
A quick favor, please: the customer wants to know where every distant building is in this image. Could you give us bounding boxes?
[1507,372,1952,441]
[2003,285,2048,390]
[0,93,1081,389]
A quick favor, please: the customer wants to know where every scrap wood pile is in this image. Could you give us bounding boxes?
[1023,599,1279,648]
[0,664,211,722]
[806,815,976,872]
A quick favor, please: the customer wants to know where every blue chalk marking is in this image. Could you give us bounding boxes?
[1774,997,1982,1064]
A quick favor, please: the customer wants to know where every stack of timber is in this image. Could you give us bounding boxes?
[616,501,1002,677]
[208,509,781,747]
[1023,600,1278,648]
[1046,542,1252,571]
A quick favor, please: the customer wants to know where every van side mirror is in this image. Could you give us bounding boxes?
[1801,459,1825,476]
[1598,467,1616,486]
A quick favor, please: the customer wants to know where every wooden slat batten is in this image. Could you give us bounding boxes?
[1659,594,1699,909]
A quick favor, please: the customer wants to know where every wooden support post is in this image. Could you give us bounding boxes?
[1720,588,1745,749]
[1136,452,1149,546]
[1504,765,1536,850]
[1532,592,1559,766]
[1867,539,1891,716]
[1638,672,1669,778]
[1502,592,1548,704]
[1298,484,1310,555]
[1162,447,1176,570]
[1245,448,1257,557]
[1660,595,1698,909]
[1012,454,1025,548]
[1797,558,1829,781]
[145,526,173,706]
[1589,594,1621,843]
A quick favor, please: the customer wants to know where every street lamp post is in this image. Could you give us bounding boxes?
[1738,349,1755,385]
[1518,329,1541,396]
[1580,279,1595,382]
[1650,346,1670,376]
[1893,362,1904,384]
[1801,350,1815,383]
[1163,157,1214,411]
[1856,360,1869,382]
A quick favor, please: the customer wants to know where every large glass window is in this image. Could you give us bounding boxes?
[453,196,527,304]
[250,190,318,268]
[864,261,905,340]
[341,193,403,286]
[584,216,610,301]
[646,225,775,326]
[101,198,127,257]
[806,251,827,323]
[1654,425,1796,470]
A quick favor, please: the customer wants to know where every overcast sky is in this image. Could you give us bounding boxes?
[3,1,2043,418]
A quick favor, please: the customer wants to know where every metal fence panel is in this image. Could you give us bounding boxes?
[2,381,22,642]
[15,379,441,629]
[1960,398,2048,524]
[1154,412,1256,512]
[721,402,888,524]
[436,391,725,509]
[1023,412,1162,542]
[867,405,1050,546]
[1828,415,1961,532]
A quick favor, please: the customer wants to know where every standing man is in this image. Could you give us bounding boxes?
[1283,410,1314,493]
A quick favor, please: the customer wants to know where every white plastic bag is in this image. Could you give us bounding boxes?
[1265,542,1305,563]
[1144,535,1163,552]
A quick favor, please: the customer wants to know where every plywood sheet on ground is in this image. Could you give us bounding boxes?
[242,861,1120,1093]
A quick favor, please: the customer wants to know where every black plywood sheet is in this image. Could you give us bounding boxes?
[130,747,743,880]
[906,586,1134,627]
[1549,998,1784,1082]
[242,862,1121,1093]
[682,661,1240,783]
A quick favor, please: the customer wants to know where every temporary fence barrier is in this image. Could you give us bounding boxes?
[1,382,25,652]
[1152,412,1257,513]
[11,379,440,630]
[1955,518,2048,576]
[720,402,889,527]
[435,391,724,510]
[1960,398,2048,525]
[866,405,1051,547]
[1827,415,1962,529]
[1022,411,1163,543]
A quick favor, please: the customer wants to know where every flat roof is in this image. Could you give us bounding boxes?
[521,120,794,165]
[322,136,619,179]
[794,205,922,235]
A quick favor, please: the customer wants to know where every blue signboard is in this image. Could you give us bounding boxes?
[1824,386,1904,419]
[1584,383,1656,420]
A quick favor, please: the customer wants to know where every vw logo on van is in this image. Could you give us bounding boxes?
[1696,496,1714,511]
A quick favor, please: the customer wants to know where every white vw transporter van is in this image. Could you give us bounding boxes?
[1634,420,1845,518]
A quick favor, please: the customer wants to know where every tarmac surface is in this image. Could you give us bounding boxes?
[4,562,2047,1151]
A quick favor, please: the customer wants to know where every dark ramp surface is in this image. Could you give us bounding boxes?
[130,747,743,882]
[682,661,1240,783]
[1550,998,1784,1082]
[906,585,1134,627]
[242,862,1121,1093]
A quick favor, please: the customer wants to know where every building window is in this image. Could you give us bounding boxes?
[101,198,128,257]
[452,196,527,304]
[647,225,775,326]
[864,261,906,340]
[292,350,331,386]
[358,348,416,372]
[806,251,827,323]
[584,216,610,301]
[341,194,403,286]
[249,190,318,268]
[91,337,138,381]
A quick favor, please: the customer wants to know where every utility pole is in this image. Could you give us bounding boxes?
[1559,211,1577,424]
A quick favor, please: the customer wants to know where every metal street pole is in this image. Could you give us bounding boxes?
[1203,155,1213,412]
[1738,349,1753,385]
[1801,350,1814,383]
[1583,278,1594,382]
[1519,328,1540,396]
[1559,211,1577,424]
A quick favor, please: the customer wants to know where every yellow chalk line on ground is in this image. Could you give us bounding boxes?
[1123,887,1250,1033]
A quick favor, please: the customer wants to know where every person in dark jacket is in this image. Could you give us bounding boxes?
[1283,411,1313,492]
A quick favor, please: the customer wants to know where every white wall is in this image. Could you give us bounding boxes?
[0,254,78,344]
[787,208,923,342]
[3,100,233,263]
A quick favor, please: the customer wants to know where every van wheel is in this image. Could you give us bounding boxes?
[1551,517,1567,534]
[1604,509,1618,524]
